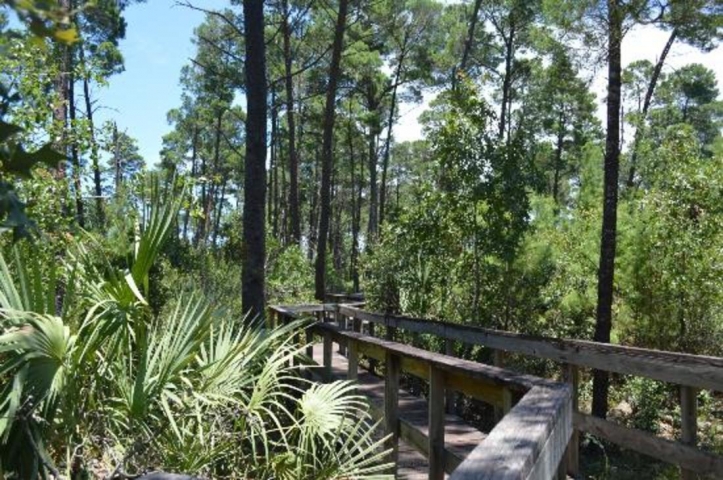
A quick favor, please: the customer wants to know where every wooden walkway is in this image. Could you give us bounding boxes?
[311,344,487,479]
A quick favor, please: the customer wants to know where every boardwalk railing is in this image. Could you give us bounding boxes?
[271,304,573,480]
[276,302,723,479]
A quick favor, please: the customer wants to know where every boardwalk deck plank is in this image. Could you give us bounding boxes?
[312,344,488,479]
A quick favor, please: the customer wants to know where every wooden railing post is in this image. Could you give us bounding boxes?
[384,351,401,473]
[323,331,333,382]
[445,339,456,414]
[386,316,397,341]
[335,305,346,356]
[348,338,358,381]
[563,363,580,477]
[429,365,446,480]
[681,386,698,480]
[305,328,314,359]
[368,322,378,374]
[493,350,507,422]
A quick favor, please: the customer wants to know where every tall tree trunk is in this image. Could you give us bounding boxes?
[213,180,227,248]
[379,35,408,229]
[202,110,224,246]
[68,63,85,228]
[195,149,208,247]
[242,0,268,319]
[52,0,71,181]
[348,106,361,291]
[552,114,565,207]
[315,0,349,300]
[455,0,484,88]
[183,127,199,242]
[272,97,281,237]
[498,26,515,140]
[367,128,378,241]
[279,133,287,240]
[268,88,276,227]
[113,122,121,193]
[592,0,623,420]
[282,0,301,244]
[79,47,104,226]
[626,28,678,188]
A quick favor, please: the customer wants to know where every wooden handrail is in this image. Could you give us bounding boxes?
[337,305,723,392]
[272,303,723,478]
[270,304,573,479]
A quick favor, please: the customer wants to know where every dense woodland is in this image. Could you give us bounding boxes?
[1,0,723,478]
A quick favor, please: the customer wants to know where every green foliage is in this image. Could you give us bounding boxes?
[619,126,723,355]
[267,236,315,305]
[0,190,390,479]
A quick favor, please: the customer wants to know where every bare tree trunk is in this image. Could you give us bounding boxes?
[315,0,349,300]
[626,28,677,188]
[282,0,301,244]
[379,34,408,229]
[308,143,320,261]
[242,0,268,319]
[183,127,199,242]
[455,0,483,88]
[367,129,378,241]
[213,180,227,248]
[68,61,85,228]
[498,26,515,140]
[202,110,224,246]
[268,88,276,227]
[552,113,565,207]
[348,105,361,291]
[592,0,623,420]
[79,45,104,226]
[52,0,70,182]
[113,122,121,193]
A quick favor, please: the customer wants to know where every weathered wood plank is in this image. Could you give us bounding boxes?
[385,351,401,473]
[564,363,580,477]
[305,328,314,359]
[445,338,456,414]
[273,304,723,478]
[338,305,723,391]
[323,331,333,382]
[336,306,346,355]
[348,339,359,381]
[450,385,572,480]
[681,386,698,480]
[428,365,445,480]
[575,412,723,476]
[312,322,559,392]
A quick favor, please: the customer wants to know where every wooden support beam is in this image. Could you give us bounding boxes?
[445,339,456,414]
[681,386,698,480]
[575,412,723,477]
[348,338,359,381]
[336,305,346,356]
[369,322,378,374]
[429,365,446,480]
[305,329,313,359]
[323,331,333,382]
[385,351,401,473]
[564,363,580,477]
[493,350,506,422]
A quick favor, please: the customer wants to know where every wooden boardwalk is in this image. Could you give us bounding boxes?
[311,344,487,479]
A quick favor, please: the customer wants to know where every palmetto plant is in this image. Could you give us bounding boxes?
[0,179,390,479]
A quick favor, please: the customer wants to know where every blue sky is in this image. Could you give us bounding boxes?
[94,0,227,165]
[98,2,723,164]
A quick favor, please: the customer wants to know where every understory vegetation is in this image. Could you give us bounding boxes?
[2,0,723,479]
[0,183,390,479]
